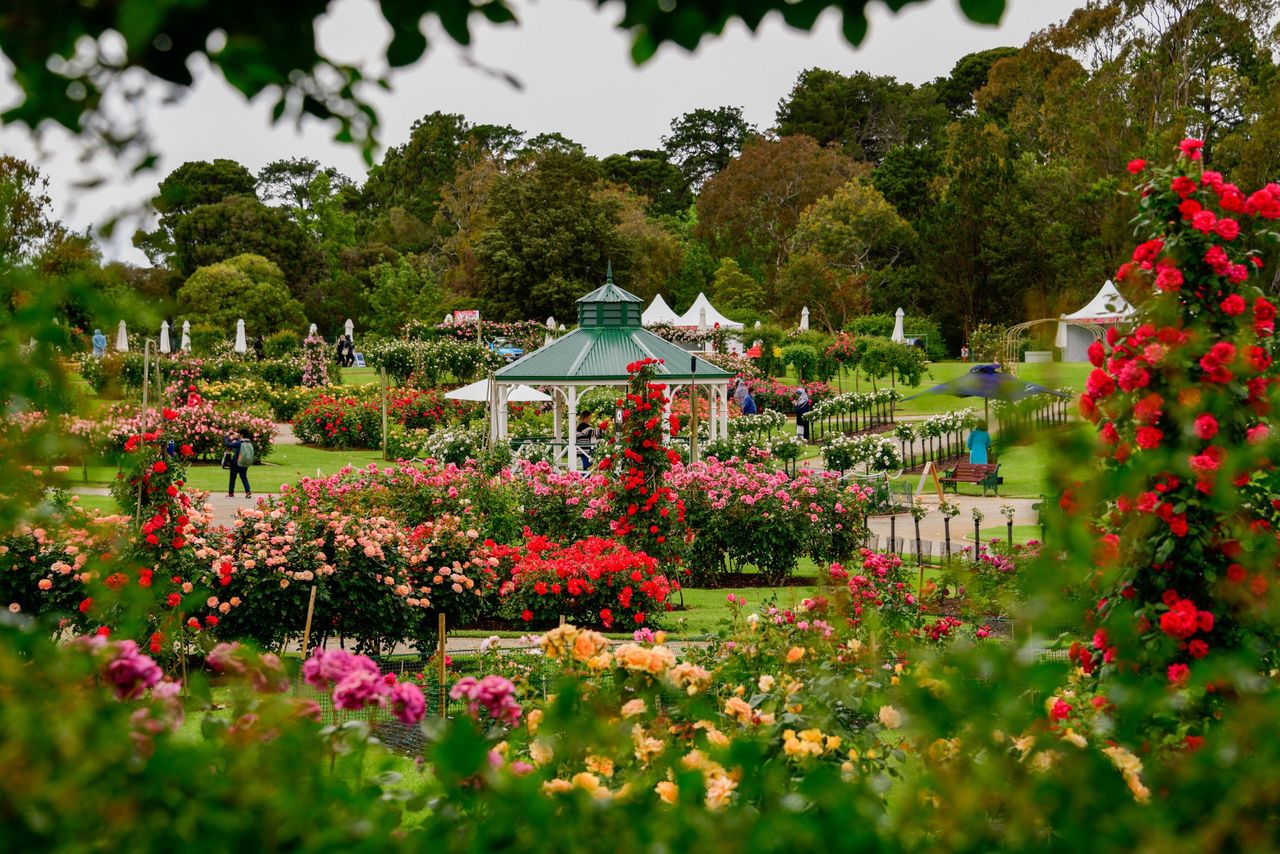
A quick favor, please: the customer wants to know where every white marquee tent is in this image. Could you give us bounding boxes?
[641,293,682,326]
[1056,281,1136,362]
[676,292,743,330]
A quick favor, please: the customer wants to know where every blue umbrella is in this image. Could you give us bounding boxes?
[902,364,1069,422]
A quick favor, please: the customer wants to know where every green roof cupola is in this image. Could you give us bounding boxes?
[577,261,643,328]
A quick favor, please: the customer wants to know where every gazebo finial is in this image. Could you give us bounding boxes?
[606,259,613,284]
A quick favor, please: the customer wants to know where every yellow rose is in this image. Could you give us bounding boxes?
[785,646,805,663]
[526,708,543,735]
[654,780,678,805]
[878,705,902,730]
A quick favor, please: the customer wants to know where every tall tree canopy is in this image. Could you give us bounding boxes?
[775,68,948,163]
[695,135,857,295]
[662,107,758,189]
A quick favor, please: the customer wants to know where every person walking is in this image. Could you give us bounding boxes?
[224,430,253,498]
[732,378,749,410]
[91,328,107,357]
[740,390,758,415]
[794,387,812,441]
[967,419,992,464]
[575,412,597,469]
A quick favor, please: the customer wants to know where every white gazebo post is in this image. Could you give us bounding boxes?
[159,321,171,353]
[799,307,810,331]
[718,382,729,439]
[566,386,579,472]
[116,320,129,352]
[180,321,191,352]
[234,319,248,354]
[891,307,906,343]
[552,389,562,447]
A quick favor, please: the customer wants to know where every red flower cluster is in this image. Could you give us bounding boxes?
[493,534,673,628]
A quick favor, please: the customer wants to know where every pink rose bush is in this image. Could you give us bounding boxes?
[303,648,426,725]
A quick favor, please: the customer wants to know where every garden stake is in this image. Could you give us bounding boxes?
[889,514,896,555]
[944,518,952,564]
[437,613,447,717]
[380,368,388,461]
[914,517,923,567]
[974,518,981,546]
[300,585,318,659]
[1007,522,1014,548]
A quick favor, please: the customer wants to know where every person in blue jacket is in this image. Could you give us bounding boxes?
[224,431,252,498]
[967,420,992,464]
[740,391,758,415]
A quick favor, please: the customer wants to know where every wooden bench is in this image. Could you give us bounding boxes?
[941,462,1002,496]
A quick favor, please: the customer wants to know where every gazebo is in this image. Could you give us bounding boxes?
[493,273,734,470]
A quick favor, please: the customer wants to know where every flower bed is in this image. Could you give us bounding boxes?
[103,396,275,462]
[291,387,472,449]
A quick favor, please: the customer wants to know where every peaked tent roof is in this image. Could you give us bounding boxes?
[1061,280,1135,324]
[676,292,744,330]
[642,293,682,326]
[495,280,732,384]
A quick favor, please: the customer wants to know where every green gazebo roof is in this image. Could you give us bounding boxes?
[495,275,732,384]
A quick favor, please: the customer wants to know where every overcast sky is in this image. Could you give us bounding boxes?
[0,0,1081,263]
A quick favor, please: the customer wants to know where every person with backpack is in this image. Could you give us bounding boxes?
[224,430,253,498]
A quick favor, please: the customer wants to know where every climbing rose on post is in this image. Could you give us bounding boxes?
[1066,140,1280,746]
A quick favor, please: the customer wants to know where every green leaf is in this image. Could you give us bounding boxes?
[959,0,1006,25]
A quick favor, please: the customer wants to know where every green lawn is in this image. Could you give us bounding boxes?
[68,493,120,514]
[339,367,380,386]
[975,524,1043,544]
[937,441,1057,500]
[776,361,1089,417]
[184,444,387,493]
[77,444,388,495]
[670,585,819,637]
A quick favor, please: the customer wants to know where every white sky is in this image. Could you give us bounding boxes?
[0,0,1080,263]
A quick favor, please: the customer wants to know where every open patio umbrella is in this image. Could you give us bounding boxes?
[445,379,552,403]
[901,363,1069,423]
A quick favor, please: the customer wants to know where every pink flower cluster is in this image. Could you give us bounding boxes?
[302,648,427,725]
[449,674,522,726]
[207,642,289,693]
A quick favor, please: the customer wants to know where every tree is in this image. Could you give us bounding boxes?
[780,178,916,328]
[774,68,948,163]
[0,1,1010,171]
[136,159,257,265]
[933,47,1020,117]
[256,158,352,212]
[364,256,444,336]
[695,135,857,298]
[1037,0,1280,161]
[662,107,757,189]
[176,254,307,337]
[710,258,764,313]
[473,148,627,321]
[872,145,942,223]
[602,149,693,217]
[171,195,325,294]
[0,156,52,265]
